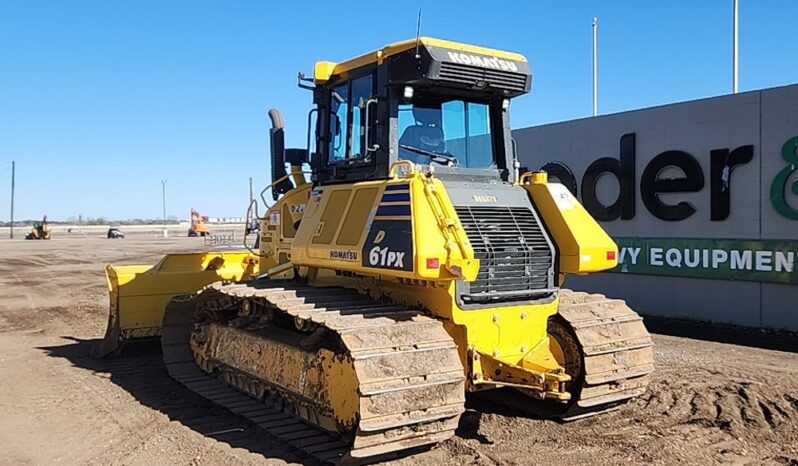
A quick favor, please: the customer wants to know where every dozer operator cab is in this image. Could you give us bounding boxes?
[271,38,531,192]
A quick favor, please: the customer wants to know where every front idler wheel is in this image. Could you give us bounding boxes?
[547,316,584,402]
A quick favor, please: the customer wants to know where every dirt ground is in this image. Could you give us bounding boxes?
[1,235,797,466]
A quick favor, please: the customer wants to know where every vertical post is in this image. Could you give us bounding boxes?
[249,177,253,204]
[414,9,423,59]
[9,161,14,239]
[592,17,598,117]
[161,179,168,238]
[732,0,739,94]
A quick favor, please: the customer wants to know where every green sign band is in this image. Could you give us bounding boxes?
[609,237,798,285]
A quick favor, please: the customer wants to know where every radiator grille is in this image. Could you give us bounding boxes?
[438,62,528,93]
[455,206,553,304]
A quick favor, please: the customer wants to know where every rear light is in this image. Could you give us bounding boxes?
[426,258,440,269]
[606,250,616,261]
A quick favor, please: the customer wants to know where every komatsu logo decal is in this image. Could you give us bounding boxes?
[330,250,358,261]
[446,51,519,72]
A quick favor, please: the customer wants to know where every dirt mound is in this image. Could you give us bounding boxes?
[636,371,798,435]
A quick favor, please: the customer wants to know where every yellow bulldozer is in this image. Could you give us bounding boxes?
[25,215,51,240]
[95,37,654,463]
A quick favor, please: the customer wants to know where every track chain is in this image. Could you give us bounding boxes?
[161,280,465,464]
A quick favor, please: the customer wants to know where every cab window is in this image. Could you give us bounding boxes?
[398,97,495,168]
[328,74,374,163]
[329,84,349,162]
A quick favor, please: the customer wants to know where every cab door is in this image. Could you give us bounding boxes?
[313,70,388,185]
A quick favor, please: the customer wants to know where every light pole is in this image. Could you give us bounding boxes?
[9,161,15,239]
[161,179,168,238]
[592,16,598,117]
[732,0,739,94]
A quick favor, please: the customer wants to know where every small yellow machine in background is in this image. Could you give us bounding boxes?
[25,215,51,240]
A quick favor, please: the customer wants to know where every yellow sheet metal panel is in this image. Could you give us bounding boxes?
[292,171,478,282]
[413,37,527,61]
[281,203,297,238]
[453,297,557,365]
[337,187,378,246]
[314,37,527,83]
[522,172,618,273]
[260,183,311,271]
[410,176,479,281]
[311,189,351,245]
[294,179,410,275]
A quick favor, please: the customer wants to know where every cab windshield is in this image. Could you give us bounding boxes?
[398,96,495,168]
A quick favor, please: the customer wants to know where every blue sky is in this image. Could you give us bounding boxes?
[1,1,797,221]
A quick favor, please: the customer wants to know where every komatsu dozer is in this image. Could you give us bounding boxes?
[25,215,51,240]
[96,37,654,463]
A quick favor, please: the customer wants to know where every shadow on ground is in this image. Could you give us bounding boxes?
[40,339,531,464]
[454,409,494,445]
[39,337,315,465]
[643,316,798,353]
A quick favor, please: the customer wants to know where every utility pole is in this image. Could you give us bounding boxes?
[249,177,253,205]
[592,16,598,117]
[161,179,168,238]
[9,161,15,239]
[732,0,739,94]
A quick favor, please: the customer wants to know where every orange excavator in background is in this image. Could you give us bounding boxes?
[187,209,210,237]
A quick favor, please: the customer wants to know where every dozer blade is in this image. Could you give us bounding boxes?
[93,251,257,358]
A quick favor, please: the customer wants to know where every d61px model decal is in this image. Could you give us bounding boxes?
[362,220,413,272]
